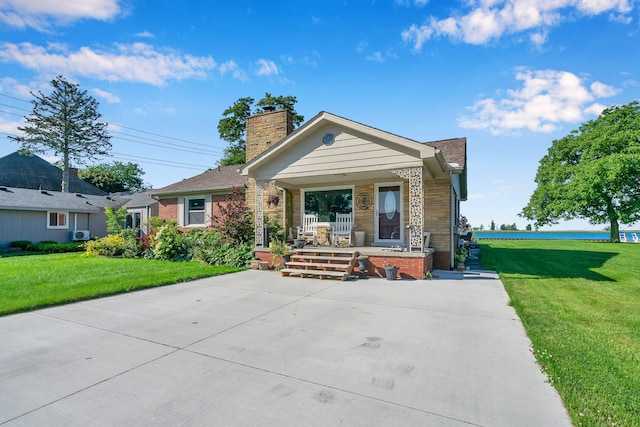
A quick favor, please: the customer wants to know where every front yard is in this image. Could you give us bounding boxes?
[0,253,241,315]
[481,240,640,427]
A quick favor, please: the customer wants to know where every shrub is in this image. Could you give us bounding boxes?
[153,223,193,261]
[85,235,125,257]
[216,187,254,245]
[26,242,85,253]
[192,229,253,268]
[9,240,31,250]
[105,206,129,235]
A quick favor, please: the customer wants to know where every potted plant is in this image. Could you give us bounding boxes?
[455,247,467,270]
[357,254,369,279]
[383,261,399,280]
[269,240,291,265]
[266,193,280,208]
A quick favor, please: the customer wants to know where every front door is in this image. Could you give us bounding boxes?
[375,183,403,245]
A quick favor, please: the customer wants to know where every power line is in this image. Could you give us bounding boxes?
[0,93,31,103]
[110,151,213,169]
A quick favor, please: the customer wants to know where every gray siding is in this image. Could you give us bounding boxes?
[0,209,109,247]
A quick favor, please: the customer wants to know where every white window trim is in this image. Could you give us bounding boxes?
[47,211,69,230]
[301,185,354,226]
[182,195,212,227]
[374,182,404,245]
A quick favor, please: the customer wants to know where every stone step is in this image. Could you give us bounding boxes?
[290,255,354,263]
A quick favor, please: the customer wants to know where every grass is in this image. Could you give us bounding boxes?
[480,240,640,427]
[0,252,242,316]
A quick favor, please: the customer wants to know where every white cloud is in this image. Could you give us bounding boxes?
[135,30,154,38]
[0,0,121,30]
[402,0,634,49]
[458,68,619,135]
[255,59,279,76]
[218,60,248,82]
[366,52,385,62]
[91,88,120,103]
[0,42,216,86]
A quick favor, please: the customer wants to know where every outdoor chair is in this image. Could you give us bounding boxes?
[297,214,318,245]
[619,232,628,242]
[631,232,639,243]
[331,213,353,246]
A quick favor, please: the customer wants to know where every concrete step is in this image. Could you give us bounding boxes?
[281,268,351,280]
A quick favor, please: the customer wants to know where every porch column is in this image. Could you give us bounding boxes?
[391,167,424,251]
[254,179,273,247]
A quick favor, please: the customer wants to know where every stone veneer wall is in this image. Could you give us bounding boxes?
[245,109,293,235]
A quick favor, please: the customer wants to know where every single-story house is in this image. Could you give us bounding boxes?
[0,186,122,246]
[150,165,246,228]
[0,151,157,246]
[152,108,467,277]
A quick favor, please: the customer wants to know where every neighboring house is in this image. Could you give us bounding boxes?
[150,165,246,228]
[0,151,154,246]
[0,186,121,246]
[240,109,467,272]
[0,151,107,195]
[150,109,467,274]
[119,191,159,235]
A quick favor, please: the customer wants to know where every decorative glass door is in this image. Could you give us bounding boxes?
[375,184,402,244]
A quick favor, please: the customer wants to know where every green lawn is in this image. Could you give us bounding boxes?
[0,252,242,315]
[480,240,640,427]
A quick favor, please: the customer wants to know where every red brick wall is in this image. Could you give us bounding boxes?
[364,254,433,280]
[158,198,178,221]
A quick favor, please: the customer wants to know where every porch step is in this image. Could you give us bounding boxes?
[281,249,356,281]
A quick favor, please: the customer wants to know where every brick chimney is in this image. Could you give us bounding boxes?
[245,108,294,163]
[68,167,79,178]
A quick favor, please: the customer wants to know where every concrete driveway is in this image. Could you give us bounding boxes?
[0,270,571,426]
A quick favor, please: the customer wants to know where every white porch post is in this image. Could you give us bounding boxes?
[390,167,424,251]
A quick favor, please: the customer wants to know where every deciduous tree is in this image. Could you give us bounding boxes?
[521,101,640,241]
[9,76,111,192]
[79,161,147,193]
[217,93,303,166]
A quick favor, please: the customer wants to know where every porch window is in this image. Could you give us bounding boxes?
[47,211,69,229]
[303,188,352,222]
[185,197,205,226]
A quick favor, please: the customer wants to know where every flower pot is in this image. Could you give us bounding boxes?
[282,254,291,264]
[357,257,368,279]
[293,239,305,249]
[384,267,398,280]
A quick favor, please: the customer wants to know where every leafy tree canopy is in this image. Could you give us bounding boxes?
[79,161,147,193]
[9,75,111,192]
[217,93,304,166]
[521,101,640,241]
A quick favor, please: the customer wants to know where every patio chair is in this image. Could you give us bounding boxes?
[331,213,353,246]
[631,232,639,243]
[297,214,318,245]
[619,232,628,242]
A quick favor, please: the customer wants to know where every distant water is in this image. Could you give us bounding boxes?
[474,231,611,240]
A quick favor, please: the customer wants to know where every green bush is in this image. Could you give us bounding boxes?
[26,242,85,253]
[153,223,193,262]
[9,240,31,250]
[85,235,125,257]
[192,230,253,267]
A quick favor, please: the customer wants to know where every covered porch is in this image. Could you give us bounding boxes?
[240,110,466,273]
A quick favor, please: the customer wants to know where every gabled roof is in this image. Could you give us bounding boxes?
[0,151,107,196]
[424,138,466,169]
[0,186,124,212]
[242,111,445,173]
[151,164,246,197]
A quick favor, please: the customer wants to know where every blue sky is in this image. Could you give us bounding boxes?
[1,0,638,230]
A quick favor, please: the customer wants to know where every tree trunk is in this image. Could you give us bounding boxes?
[61,153,70,193]
[610,219,620,242]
